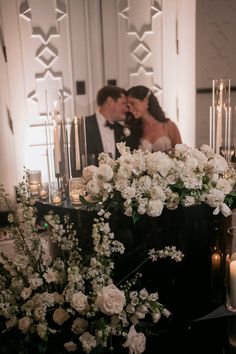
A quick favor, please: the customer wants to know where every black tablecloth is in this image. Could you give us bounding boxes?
[36,201,232,320]
[34,201,236,353]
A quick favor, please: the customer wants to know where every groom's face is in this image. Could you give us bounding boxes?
[110,94,128,121]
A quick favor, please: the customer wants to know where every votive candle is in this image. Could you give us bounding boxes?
[211,252,221,273]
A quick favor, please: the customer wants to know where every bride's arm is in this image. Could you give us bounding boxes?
[166,120,182,146]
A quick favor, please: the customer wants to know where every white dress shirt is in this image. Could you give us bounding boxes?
[96,110,116,158]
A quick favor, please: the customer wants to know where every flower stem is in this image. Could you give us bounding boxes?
[116,257,148,286]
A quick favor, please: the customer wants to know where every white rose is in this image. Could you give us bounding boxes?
[83,165,98,181]
[96,284,126,315]
[146,152,173,176]
[216,178,232,194]
[149,186,165,201]
[72,317,88,334]
[53,292,64,304]
[79,332,97,353]
[182,196,196,207]
[34,308,45,321]
[86,178,102,195]
[123,325,146,354]
[18,316,32,333]
[205,189,225,207]
[71,292,89,313]
[97,164,113,181]
[213,155,228,173]
[146,199,164,217]
[174,144,190,158]
[64,341,78,352]
[200,144,214,157]
[130,291,138,299]
[148,292,159,301]
[52,307,70,325]
[139,288,148,300]
[121,186,136,200]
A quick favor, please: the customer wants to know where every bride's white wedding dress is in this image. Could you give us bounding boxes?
[140,136,172,152]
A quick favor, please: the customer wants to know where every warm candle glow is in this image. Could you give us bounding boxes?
[39,189,47,198]
[29,184,39,193]
[39,184,49,200]
[71,192,81,205]
[211,252,221,272]
[230,260,236,308]
[52,195,62,205]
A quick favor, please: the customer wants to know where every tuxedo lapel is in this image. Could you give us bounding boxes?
[86,114,103,155]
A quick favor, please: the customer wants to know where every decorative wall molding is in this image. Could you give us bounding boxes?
[118,0,163,95]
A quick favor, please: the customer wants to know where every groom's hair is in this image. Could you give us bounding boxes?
[97,85,126,106]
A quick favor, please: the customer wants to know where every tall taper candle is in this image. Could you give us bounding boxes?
[74,116,81,170]
[53,120,60,175]
[216,82,223,154]
[82,116,87,167]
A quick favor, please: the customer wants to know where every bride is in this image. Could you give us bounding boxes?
[126,85,182,152]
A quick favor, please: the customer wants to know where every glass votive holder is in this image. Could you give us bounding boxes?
[38,183,49,200]
[210,244,223,304]
[226,227,236,312]
[27,170,42,195]
[69,178,84,205]
[51,190,62,206]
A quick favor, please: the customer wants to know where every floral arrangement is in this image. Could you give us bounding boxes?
[0,179,184,354]
[78,143,236,221]
[0,142,235,354]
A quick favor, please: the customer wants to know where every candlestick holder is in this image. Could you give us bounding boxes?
[70,116,88,177]
[209,79,232,162]
[225,227,236,312]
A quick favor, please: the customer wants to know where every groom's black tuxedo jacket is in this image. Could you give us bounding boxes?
[70,114,137,177]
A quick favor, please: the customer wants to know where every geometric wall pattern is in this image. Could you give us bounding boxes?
[20,0,71,120]
[118,0,163,95]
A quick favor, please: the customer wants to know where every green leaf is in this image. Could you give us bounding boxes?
[132,210,140,224]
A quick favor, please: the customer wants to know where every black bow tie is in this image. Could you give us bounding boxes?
[105,121,117,129]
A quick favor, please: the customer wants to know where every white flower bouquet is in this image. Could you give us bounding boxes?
[79,143,236,221]
[0,179,184,354]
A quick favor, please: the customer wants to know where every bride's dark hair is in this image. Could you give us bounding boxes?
[127,85,168,123]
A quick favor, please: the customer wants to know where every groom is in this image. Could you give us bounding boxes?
[70,85,136,177]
